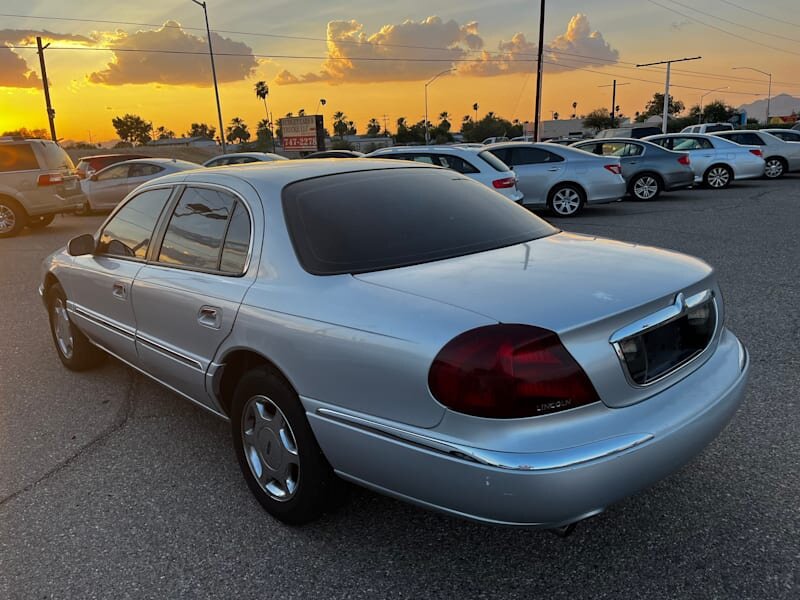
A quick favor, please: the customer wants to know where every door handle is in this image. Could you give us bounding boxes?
[547,167,562,172]
[198,306,222,329]
[112,282,127,300]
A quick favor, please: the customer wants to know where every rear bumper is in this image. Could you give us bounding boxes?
[663,170,695,191]
[586,179,627,205]
[306,329,748,528]
[732,160,765,181]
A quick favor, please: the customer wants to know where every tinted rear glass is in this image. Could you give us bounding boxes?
[38,142,75,170]
[0,144,39,172]
[282,168,556,275]
[478,150,510,171]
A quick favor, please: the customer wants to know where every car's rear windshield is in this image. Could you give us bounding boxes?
[477,150,511,172]
[282,168,556,275]
[38,142,75,170]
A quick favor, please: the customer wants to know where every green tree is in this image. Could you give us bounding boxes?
[583,108,613,132]
[346,120,357,136]
[2,127,48,139]
[187,122,216,139]
[366,118,381,136]
[332,111,348,138]
[225,117,250,144]
[641,93,685,120]
[111,113,152,146]
[690,100,735,124]
[460,112,517,143]
[154,125,175,140]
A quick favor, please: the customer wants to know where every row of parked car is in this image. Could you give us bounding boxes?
[1,125,798,237]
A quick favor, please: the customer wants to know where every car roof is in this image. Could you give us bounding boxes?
[141,159,435,193]
[96,158,198,172]
[208,152,276,159]
[370,145,482,155]
[79,153,147,160]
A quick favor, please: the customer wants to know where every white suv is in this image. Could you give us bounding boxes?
[0,138,85,237]
[365,146,523,202]
[680,123,734,134]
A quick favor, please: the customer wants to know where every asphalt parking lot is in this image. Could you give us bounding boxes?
[1,178,798,599]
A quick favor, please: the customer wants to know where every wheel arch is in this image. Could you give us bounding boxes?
[0,191,30,217]
[548,180,587,202]
[214,348,298,418]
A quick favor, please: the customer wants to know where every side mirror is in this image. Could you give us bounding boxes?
[89,174,99,182]
[67,233,96,256]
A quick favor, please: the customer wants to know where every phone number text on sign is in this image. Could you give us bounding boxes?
[284,136,317,149]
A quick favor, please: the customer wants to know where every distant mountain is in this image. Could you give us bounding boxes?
[737,93,800,122]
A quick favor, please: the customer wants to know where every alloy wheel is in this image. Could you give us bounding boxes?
[633,176,659,200]
[551,188,582,216]
[707,167,730,188]
[241,395,300,501]
[0,204,16,234]
[764,159,784,179]
[52,298,74,359]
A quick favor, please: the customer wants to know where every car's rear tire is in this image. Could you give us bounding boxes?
[548,184,585,217]
[629,173,662,201]
[0,197,27,238]
[27,214,55,229]
[763,157,786,179]
[703,165,733,189]
[47,283,105,371]
[231,367,347,525]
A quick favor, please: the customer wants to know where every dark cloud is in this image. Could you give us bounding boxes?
[0,46,40,88]
[88,21,257,86]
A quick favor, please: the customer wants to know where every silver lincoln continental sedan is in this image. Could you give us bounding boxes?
[40,159,749,530]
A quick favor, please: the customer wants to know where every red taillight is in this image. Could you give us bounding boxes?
[678,155,691,166]
[492,176,516,189]
[749,149,763,158]
[604,164,622,175]
[37,173,64,186]
[428,324,600,418]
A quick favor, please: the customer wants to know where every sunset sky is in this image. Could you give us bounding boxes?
[1,0,798,142]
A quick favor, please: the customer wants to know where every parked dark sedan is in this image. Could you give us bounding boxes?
[571,138,694,200]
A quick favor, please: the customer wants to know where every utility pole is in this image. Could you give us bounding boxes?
[36,37,57,142]
[733,67,771,124]
[191,0,226,153]
[598,81,630,128]
[636,56,701,133]
[532,0,546,142]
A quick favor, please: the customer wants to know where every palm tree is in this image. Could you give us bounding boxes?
[254,81,274,151]
[225,117,250,145]
[333,111,347,138]
[438,111,451,132]
[367,118,381,136]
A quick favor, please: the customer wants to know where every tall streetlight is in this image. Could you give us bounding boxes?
[598,80,630,128]
[636,56,702,133]
[191,0,226,153]
[532,0,546,142]
[424,68,454,145]
[733,67,772,124]
[698,86,728,123]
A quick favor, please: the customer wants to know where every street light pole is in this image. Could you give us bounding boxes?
[424,68,454,145]
[598,81,630,128]
[532,0,546,142]
[636,56,702,133]
[192,0,226,153]
[733,67,772,125]
[698,86,728,123]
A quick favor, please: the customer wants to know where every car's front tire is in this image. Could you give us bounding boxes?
[629,173,662,201]
[0,197,27,238]
[703,164,733,189]
[548,184,585,217]
[231,367,346,525]
[47,283,105,371]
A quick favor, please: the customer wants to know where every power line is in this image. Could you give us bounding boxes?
[666,0,800,44]
[718,0,800,29]
[646,0,800,57]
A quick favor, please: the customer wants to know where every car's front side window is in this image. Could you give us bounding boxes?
[97,188,173,259]
[157,187,250,274]
[129,164,164,178]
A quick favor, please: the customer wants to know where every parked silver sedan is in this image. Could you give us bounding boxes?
[484,142,626,217]
[41,160,748,530]
[645,133,765,188]
[202,152,288,168]
[80,158,197,211]
[762,129,800,143]
[571,138,694,200]
[711,130,800,179]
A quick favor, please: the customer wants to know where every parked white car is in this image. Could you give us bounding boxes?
[680,123,734,134]
[644,133,764,188]
[762,129,800,143]
[484,142,626,217]
[711,130,800,179]
[365,146,524,203]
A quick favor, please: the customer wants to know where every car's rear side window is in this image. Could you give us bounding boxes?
[478,150,511,171]
[0,144,39,172]
[38,142,75,171]
[436,154,479,174]
[97,188,173,259]
[282,168,556,275]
